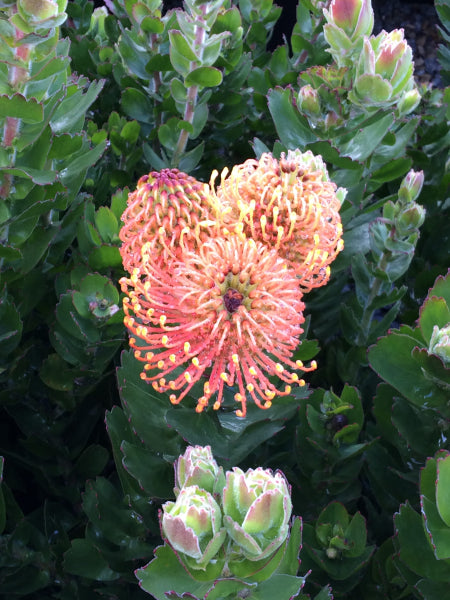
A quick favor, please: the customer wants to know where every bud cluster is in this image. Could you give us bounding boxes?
[160,445,293,579]
[298,0,421,126]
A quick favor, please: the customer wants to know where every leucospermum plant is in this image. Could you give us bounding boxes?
[1,0,449,598]
[119,149,344,417]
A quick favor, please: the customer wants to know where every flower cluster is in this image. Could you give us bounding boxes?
[160,446,293,576]
[120,150,345,416]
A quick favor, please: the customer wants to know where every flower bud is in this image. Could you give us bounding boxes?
[428,325,450,365]
[297,85,321,117]
[14,0,67,32]
[222,467,292,561]
[397,88,421,116]
[161,485,226,570]
[398,169,424,204]
[323,0,374,66]
[396,203,426,234]
[175,445,223,495]
[350,29,417,110]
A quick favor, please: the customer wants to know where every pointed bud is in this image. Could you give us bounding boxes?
[397,88,421,116]
[324,0,374,41]
[297,84,321,117]
[398,170,424,203]
[428,325,450,365]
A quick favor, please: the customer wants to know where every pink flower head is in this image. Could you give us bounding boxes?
[121,235,316,418]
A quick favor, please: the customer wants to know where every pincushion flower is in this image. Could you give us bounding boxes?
[121,235,316,417]
[119,168,222,274]
[212,150,345,293]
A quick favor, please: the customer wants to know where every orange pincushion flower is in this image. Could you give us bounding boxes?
[120,168,222,274]
[213,150,345,292]
[120,235,316,418]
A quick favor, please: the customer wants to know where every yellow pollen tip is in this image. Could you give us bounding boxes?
[246,383,254,392]
[285,385,292,394]
[311,360,318,369]
[169,354,176,363]
[169,394,177,403]
[213,400,221,410]
[234,393,243,401]
[144,364,151,371]
[192,357,200,367]
[232,354,239,365]
[184,342,191,353]
[184,372,192,382]
[265,390,276,399]
[220,372,229,382]
[158,226,165,236]
[204,382,211,394]
[236,409,244,418]
[159,315,167,327]
[314,233,320,245]
[291,373,299,382]
[264,401,272,409]
[296,360,304,368]
[157,360,164,369]
[134,350,141,358]
[161,335,169,346]
[249,366,257,376]
[275,363,284,373]
[299,379,306,386]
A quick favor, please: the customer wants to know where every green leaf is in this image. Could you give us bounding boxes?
[437,453,450,528]
[39,353,79,392]
[185,66,223,88]
[94,206,119,243]
[136,543,213,600]
[121,441,174,499]
[50,80,104,134]
[0,290,23,356]
[0,456,5,535]
[368,331,448,409]
[0,94,43,123]
[48,133,83,159]
[395,502,450,581]
[0,165,56,184]
[121,87,154,123]
[74,444,109,478]
[88,244,123,269]
[339,113,396,161]
[267,87,316,148]
[419,296,450,345]
[64,539,120,581]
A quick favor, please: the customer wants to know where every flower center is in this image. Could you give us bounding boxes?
[223,288,244,314]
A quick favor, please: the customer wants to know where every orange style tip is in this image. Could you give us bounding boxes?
[169,394,178,404]
[152,382,159,390]
[195,405,205,413]
[134,350,141,358]
[285,385,292,394]
[213,401,221,410]
[169,381,176,390]
[235,409,244,418]
[234,393,244,401]
[146,352,154,360]
[157,360,164,369]
[263,401,272,409]
[144,364,152,371]
[299,379,306,386]
[129,337,136,345]
[140,372,146,380]
[313,233,320,245]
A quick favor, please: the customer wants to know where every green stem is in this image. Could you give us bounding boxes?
[171,6,206,167]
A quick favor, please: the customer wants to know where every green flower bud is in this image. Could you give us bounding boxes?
[397,88,421,116]
[175,445,223,495]
[396,203,426,234]
[14,0,67,33]
[428,325,450,365]
[323,0,374,66]
[222,467,292,561]
[349,29,418,110]
[298,84,321,117]
[161,485,226,570]
[398,169,424,203]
